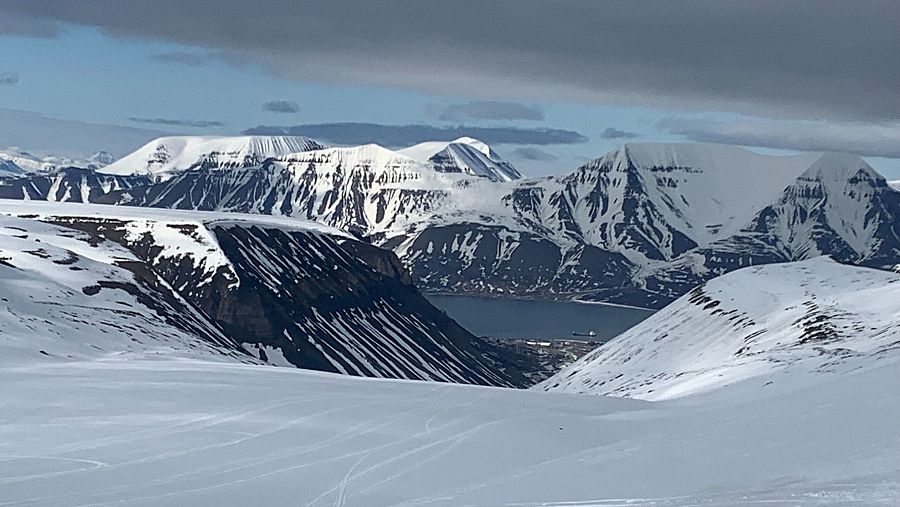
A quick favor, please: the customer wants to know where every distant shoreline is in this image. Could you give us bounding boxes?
[423,291,657,312]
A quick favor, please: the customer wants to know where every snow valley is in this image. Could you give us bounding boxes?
[1,135,899,505]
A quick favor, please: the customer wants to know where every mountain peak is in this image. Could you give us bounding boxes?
[801,152,874,181]
[449,136,491,156]
[398,138,521,182]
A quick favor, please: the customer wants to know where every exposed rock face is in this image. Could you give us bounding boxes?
[0,167,149,202]
[9,202,524,386]
[0,214,250,363]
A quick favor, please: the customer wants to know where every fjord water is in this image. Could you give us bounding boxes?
[426,295,654,341]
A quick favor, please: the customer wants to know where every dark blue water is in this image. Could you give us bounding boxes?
[426,295,655,341]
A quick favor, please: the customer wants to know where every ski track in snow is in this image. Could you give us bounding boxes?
[0,358,898,506]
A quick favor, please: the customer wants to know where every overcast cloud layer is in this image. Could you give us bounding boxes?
[3,1,898,122]
[243,123,587,147]
[660,117,900,159]
[439,101,544,122]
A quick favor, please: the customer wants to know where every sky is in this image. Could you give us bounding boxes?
[0,0,898,179]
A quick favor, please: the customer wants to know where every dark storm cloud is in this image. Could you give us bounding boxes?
[659,117,900,159]
[4,1,899,121]
[263,100,300,114]
[0,72,20,85]
[511,147,558,161]
[0,10,60,37]
[128,117,224,128]
[599,128,638,140]
[439,101,544,122]
[242,123,587,147]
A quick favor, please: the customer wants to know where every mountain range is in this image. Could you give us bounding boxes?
[2,135,898,308]
[0,147,114,175]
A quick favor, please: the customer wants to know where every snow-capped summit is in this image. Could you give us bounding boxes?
[799,152,874,182]
[399,137,522,182]
[99,135,326,179]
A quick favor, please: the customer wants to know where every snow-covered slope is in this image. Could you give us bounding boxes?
[0,158,24,177]
[399,136,522,182]
[541,257,900,400]
[0,214,248,363]
[0,167,149,202]
[890,179,900,191]
[1,349,899,505]
[0,201,522,386]
[99,135,326,179]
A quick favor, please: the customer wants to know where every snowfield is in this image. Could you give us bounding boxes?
[0,357,898,506]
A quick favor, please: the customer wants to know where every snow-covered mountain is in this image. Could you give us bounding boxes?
[389,144,898,306]
[0,167,150,202]
[0,147,115,173]
[399,136,522,182]
[890,179,900,191]
[9,141,899,308]
[540,257,900,400]
[0,201,523,386]
[99,135,326,179]
[98,143,477,234]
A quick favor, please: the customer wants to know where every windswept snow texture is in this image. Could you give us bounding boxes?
[0,357,899,505]
[99,135,326,179]
[541,257,900,400]
[0,201,519,386]
[399,136,522,182]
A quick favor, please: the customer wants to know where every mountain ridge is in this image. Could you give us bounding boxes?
[5,139,898,308]
[99,135,327,179]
